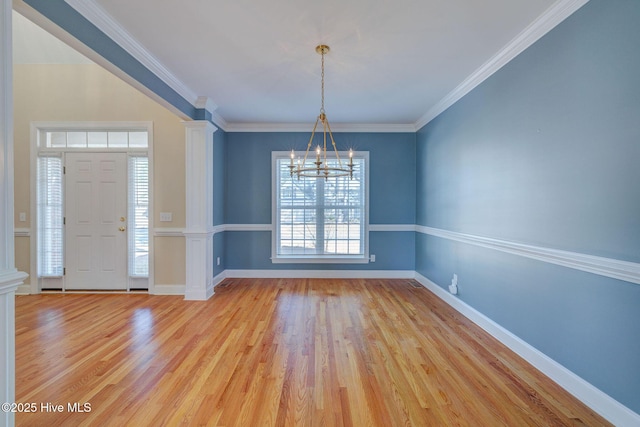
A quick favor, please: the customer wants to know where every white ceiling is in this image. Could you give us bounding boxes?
[14,0,584,129]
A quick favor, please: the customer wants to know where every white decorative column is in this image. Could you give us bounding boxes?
[183,120,217,300]
[1,2,29,426]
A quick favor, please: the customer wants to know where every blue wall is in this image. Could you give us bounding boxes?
[213,126,227,277]
[415,0,640,412]
[224,132,416,270]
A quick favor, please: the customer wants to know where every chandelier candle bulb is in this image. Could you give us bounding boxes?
[288,149,296,176]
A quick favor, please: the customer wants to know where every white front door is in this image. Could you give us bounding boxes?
[65,152,128,290]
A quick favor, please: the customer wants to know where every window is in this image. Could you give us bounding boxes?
[37,155,64,277]
[128,156,149,277]
[272,151,369,262]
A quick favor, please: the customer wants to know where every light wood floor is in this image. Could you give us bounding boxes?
[15,279,609,426]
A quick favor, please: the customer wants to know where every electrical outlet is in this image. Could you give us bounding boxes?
[370,254,376,262]
[449,273,458,295]
[217,257,221,266]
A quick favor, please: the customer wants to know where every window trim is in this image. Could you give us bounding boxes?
[271,150,370,264]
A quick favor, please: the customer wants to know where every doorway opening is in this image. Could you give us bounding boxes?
[32,122,153,292]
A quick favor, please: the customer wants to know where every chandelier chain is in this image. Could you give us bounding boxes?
[320,49,325,114]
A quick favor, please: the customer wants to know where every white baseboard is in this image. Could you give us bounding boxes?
[154,273,226,297]
[213,271,227,287]
[15,284,31,295]
[224,269,415,279]
[184,287,211,300]
[413,273,640,427]
[152,284,185,295]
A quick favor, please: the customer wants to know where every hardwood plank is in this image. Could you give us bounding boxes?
[15,279,610,426]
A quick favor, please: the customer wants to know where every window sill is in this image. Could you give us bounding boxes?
[271,255,369,264]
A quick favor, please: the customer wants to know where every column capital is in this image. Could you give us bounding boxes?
[182,119,217,132]
[195,96,218,113]
[0,270,29,295]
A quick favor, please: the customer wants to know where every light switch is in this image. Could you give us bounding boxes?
[19,212,26,222]
[160,212,173,222]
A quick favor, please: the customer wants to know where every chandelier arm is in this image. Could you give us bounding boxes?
[302,116,321,167]
[297,169,352,178]
[324,119,343,169]
[323,117,328,170]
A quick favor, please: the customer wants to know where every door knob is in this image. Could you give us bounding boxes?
[120,217,126,222]
[119,226,126,232]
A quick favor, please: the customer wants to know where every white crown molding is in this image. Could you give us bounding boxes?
[416,225,640,286]
[224,122,417,133]
[195,96,218,112]
[193,96,229,131]
[210,111,229,131]
[414,0,590,130]
[63,0,199,106]
[414,273,640,426]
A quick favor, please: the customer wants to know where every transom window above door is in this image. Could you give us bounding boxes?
[41,130,148,149]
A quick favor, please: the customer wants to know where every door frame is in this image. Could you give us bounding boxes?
[29,121,154,294]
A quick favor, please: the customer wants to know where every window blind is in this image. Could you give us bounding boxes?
[128,156,149,277]
[37,155,64,277]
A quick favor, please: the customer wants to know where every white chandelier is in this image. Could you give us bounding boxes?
[289,45,354,180]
